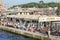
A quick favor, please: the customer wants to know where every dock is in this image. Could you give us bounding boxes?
[0,25,60,40]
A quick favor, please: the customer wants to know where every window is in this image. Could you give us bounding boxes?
[16,19,19,22]
[29,12,33,15]
[52,22,60,30]
[20,12,22,14]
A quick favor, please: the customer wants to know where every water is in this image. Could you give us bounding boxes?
[0,30,38,40]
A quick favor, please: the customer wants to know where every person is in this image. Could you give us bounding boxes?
[16,21,20,29]
[33,25,37,32]
[29,26,32,32]
[0,19,1,25]
[23,21,28,28]
[29,24,36,32]
[42,26,47,34]
[55,30,60,36]
[26,23,31,31]
[22,21,28,30]
[47,24,51,38]
[37,26,42,33]
[13,22,16,28]
[58,30,60,36]
[31,24,35,32]
[3,21,7,26]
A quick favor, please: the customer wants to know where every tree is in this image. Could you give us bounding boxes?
[56,3,60,15]
[39,1,44,4]
[9,1,59,9]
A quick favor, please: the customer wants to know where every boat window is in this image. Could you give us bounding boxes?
[39,22,50,28]
[20,12,22,14]
[29,12,33,15]
[16,19,19,22]
[52,22,60,30]
[12,18,16,22]
[7,18,12,21]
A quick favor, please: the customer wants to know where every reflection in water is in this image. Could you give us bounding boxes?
[0,30,38,40]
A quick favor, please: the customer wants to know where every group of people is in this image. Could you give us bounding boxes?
[0,20,38,32]
[5,21,50,35]
[0,20,47,33]
[0,19,60,36]
[14,21,37,32]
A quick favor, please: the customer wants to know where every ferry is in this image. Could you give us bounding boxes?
[0,15,60,40]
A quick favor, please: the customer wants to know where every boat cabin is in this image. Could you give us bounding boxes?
[39,16,60,35]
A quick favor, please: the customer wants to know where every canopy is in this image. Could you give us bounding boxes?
[7,15,40,20]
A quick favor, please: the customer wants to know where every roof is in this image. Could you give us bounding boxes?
[6,15,40,20]
[18,10,34,12]
[9,12,18,15]
[7,15,18,18]
[6,15,60,22]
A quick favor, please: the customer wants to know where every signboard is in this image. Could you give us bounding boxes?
[39,18,46,22]
[55,17,60,20]
[46,17,55,21]
[39,17,60,22]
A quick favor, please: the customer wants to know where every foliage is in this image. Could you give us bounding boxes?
[9,1,59,8]
[56,3,60,15]
[8,1,60,15]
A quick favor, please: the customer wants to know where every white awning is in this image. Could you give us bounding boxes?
[7,15,40,20]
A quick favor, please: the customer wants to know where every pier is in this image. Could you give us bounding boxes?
[0,25,60,40]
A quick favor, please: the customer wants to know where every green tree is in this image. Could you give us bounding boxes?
[9,1,59,9]
[56,3,60,15]
[39,1,44,4]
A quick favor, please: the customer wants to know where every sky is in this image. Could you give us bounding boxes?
[2,0,59,8]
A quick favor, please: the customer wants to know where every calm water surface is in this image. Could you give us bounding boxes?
[0,30,39,40]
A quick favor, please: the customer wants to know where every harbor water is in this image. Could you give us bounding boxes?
[0,30,38,40]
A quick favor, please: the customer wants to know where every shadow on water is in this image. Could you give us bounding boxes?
[0,30,39,40]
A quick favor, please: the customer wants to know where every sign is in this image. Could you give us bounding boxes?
[46,17,55,21]
[39,18,46,22]
[39,16,60,22]
[55,17,60,20]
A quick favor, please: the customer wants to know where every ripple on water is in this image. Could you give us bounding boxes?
[0,30,38,40]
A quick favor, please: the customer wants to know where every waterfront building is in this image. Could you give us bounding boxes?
[8,7,58,15]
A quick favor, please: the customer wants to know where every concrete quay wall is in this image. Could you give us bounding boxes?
[0,25,57,40]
